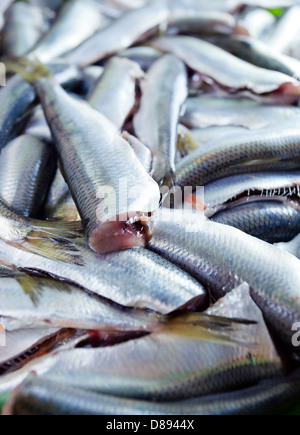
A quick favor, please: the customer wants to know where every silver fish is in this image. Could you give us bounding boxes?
[2,3,46,58]
[134,54,188,186]
[204,172,300,217]
[121,132,152,174]
[0,135,56,218]
[181,97,300,130]
[148,209,300,348]
[150,36,300,103]
[118,47,162,71]
[175,126,300,189]
[237,7,276,39]
[65,1,169,67]
[28,0,108,63]
[0,0,13,30]
[0,238,207,314]
[6,370,300,415]
[1,284,281,401]
[88,57,144,130]
[189,126,248,151]
[28,69,160,254]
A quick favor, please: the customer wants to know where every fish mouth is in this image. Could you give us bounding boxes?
[89,213,152,254]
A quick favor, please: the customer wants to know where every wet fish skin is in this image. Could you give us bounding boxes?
[276,234,300,260]
[0,134,56,219]
[148,209,300,347]
[134,54,188,186]
[175,127,300,189]
[32,73,160,254]
[65,1,169,67]
[181,96,300,130]
[121,132,152,174]
[211,201,300,244]
[2,3,46,58]
[118,47,162,71]
[0,63,82,150]
[189,126,248,151]
[204,172,300,217]
[3,284,281,402]
[150,36,300,103]
[7,371,300,415]
[88,57,144,130]
[0,238,207,314]
[237,8,276,40]
[213,35,300,79]
[28,0,108,63]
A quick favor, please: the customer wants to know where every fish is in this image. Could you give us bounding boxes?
[88,57,144,130]
[150,36,300,103]
[175,126,300,189]
[0,198,84,266]
[148,209,300,349]
[5,370,300,415]
[177,124,200,157]
[65,1,169,67]
[275,234,300,260]
[118,47,162,71]
[0,238,207,314]
[213,35,300,79]
[211,201,300,244]
[167,11,247,37]
[121,132,152,174]
[12,62,161,254]
[134,54,188,186]
[0,0,13,30]
[188,126,248,152]
[181,96,300,130]
[25,105,52,140]
[203,172,300,217]
[0,134,56,218]
[0,63,82,150]
[262,6,300,55]
[0,328,63,375]
[2,2,46,58]
[237,7,276,39]
[0,284,281,402]
[27,0,108,64]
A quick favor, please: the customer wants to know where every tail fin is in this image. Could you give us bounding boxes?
[153,311,258,347]
[11,220,84,266]
[5,57,52,84]
[177,125,200,157]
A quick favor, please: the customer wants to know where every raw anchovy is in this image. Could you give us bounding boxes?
[0,328,62,374]
[134,55,188,186]
[0,63,82,150]
[189,126,248,151]
[121,132,152,174]
[65,1,169,67]
[150,36,300,103]
[2,3,46,58]
[148,209,300,347]
[213,35,300,79]
[23,67,160,254]
[181,97,300,130]
[262,6,300,55]
[237,8,276,39]
[25,106,51,140]
[0,134,56,218]
[167,11,245,37]
[88,57,143,130]
[6,371,300,415]
[175,127,300,189]
[0,237,207,314]
[204,172,300,217]
[28,0,108,63]
[1,284,281,402]
[118,47,162,71]
[211,201,300,244]
[80,66,104,97]
[275,234,300,260]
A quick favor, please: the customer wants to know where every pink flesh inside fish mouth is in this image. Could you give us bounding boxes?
[89,213,152,254]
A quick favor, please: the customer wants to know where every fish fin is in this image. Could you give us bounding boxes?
[155,312,257,347]
[5,57,52,84]
[11,221,85,266]
[16,274,44,305]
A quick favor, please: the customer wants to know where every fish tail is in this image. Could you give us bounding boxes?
[5,57,52,84]
[15,220,84,266]
[154,312,258,347]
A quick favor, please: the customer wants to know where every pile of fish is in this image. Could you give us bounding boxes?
[1,0,300,416]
